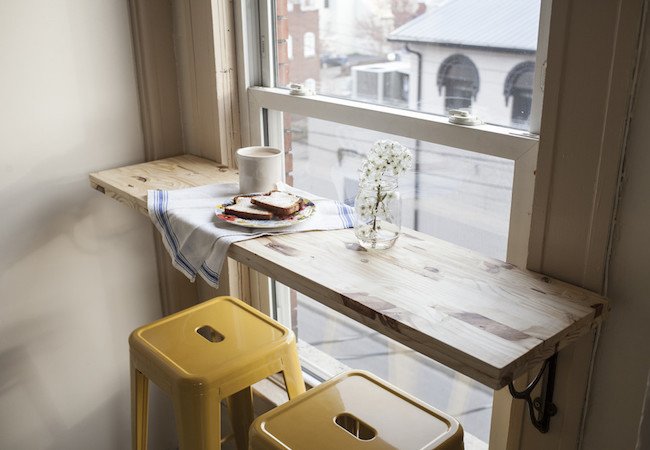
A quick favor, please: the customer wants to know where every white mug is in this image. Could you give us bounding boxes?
[236,146,283,193]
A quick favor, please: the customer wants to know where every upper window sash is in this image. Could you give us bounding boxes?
[240,0,547,155]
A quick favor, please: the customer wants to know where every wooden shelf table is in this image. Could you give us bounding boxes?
[90,155,608,392]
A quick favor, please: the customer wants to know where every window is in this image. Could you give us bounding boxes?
[505,61,535,128]
[300,0,318,11]
[236,0,546,446]
[303,32,315,58]
[287,0,541,129]
[287,35,293,60]
[437,54,479,112]
[281,113,514,259]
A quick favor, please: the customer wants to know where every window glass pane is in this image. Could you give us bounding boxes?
[275,0,541,130]
[272,94,514,449]
[274,111,509,445]
[280,112,514,260]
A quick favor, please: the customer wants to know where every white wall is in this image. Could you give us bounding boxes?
[580,18,650,450]
[0,1,174,449]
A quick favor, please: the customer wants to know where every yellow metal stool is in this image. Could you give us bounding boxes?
[249,370,464,450]
[129,296,305,450]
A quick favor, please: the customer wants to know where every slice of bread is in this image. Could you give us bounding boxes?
[224,197,273,220]
[251,191,303,216]
[233,191,271,203]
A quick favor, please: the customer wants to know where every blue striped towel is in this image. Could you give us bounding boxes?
[148,182,354,288]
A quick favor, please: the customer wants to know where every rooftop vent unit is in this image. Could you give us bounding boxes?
[351,62,411,107]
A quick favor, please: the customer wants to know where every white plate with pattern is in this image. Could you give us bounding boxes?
[215,197,316,228]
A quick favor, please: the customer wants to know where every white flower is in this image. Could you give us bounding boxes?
[358,140,412,186]
[355,139,410,239]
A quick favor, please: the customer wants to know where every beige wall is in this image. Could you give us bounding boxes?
[579,16,650,450]
[0,1,174,448]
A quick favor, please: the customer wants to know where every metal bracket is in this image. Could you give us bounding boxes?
[508,354,558,433]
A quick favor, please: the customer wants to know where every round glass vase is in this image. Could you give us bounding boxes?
[354,176,401,249]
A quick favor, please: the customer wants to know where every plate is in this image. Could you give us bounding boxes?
[215,196,316,229]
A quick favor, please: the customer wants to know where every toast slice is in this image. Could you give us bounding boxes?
[224,197,273,220]
[251,191,303,216]
[233,191,271,202]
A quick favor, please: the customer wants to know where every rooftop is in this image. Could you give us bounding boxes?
[388,0,540,52]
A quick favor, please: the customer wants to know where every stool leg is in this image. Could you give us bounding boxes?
[172,389,221,450]
[226,386,254,450]
[282,348,306,399]
[131,364,149,450]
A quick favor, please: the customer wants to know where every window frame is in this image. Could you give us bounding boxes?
[234,0,548,447]
[237,0,545,270]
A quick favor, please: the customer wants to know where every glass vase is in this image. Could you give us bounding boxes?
[354,176,401,249]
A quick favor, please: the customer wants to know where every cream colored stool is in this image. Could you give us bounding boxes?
[129,296,305,450]
[249,370,464,450]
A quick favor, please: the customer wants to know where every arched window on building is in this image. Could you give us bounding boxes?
[437,54,479,111]
[303,32,315,58]
[504,61,535,129]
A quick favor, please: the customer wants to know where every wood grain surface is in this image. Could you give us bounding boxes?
[230,230,608,389]
[89,155,238,215]
[89,155,608,389]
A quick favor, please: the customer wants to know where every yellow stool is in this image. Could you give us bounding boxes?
[129,296,305,450]
[249,370,464,450]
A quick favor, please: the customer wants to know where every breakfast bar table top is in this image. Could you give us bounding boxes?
[90,155,608,390]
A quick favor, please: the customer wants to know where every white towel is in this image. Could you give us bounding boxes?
[148,182,354,287]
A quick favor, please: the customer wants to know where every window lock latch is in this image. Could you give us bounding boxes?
[289,83,314,96]
[448,109,482,126]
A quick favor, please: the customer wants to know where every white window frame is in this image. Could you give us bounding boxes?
[234,1,549,447]
[236,0,547,270]
[131,0,642,446]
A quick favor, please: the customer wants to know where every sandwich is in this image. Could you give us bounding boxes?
[224,191,303,220]
[251,191,303,216]
[223,196,274,220]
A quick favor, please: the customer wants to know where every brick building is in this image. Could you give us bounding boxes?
[276,0,321,185]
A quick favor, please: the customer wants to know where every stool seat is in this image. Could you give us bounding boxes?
[250,370,464,450]
[132,297,287,388]
[130,296,305,450]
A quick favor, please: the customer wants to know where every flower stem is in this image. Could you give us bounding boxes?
[372,185,381,232]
